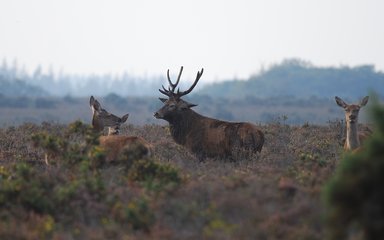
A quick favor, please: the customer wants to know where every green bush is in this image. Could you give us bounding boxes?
[31,121,105,167]
[128,159,182,192]
[125,197,155,231]
[0,163,55,214]
[115,142,151,168]
[0,121,186,237]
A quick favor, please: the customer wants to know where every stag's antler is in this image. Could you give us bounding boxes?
[159,66,204,98]
[159,66,183,96]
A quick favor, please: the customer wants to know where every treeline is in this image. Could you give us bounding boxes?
[200,59,384,100]
[0,73,47,97]
[0,59,164,97]
[1,58,383,100]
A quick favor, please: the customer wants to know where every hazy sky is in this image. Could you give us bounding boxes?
[0,0,383,82]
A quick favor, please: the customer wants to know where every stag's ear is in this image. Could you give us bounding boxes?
[335,96,347,108]
[159,97,168,103]
[360,96,369,107]
[121,114,129,123]
[183,100,198,109]
[188,103,198,108]
[178,100,197,110]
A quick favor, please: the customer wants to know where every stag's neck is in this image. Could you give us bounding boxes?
[345,121,360,150]
[169,109,203,144]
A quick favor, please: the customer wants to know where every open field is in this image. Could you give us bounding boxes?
[0,119,347,239]
[0,95,370,128]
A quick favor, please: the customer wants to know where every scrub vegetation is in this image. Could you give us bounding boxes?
[0,102,383,239]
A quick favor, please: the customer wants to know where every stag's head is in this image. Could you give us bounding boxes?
[90,96,129,134]
[154,66,203,121]
[335,96,369,124]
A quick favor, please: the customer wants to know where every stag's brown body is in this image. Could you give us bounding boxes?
[168,108,263,159]
[154,66,264,160]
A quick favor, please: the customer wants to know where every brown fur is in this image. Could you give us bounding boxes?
[89,96,151,162]
[98,135,151,162]
[155,98,264,160]
[335,96,371,151]
[90,96,129,135]
[155,67,264,160]
[353,131,372,149]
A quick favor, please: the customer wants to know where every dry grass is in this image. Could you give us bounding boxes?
[0,120,345,239]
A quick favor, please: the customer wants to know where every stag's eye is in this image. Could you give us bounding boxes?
[168,103,176,109]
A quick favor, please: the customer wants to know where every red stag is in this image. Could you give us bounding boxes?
[154,66,264,160]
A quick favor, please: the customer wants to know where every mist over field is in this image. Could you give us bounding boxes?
[1,58,383,98]
[0,59,383,126]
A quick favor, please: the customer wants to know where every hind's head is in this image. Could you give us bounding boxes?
[90,96,129,135]
[335,96,369,124]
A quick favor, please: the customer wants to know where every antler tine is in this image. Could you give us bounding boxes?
[166,66,183,92]
[166,69,173,87]
[175,66,183,89]
[178,68,204,97]
[159,85,170,96]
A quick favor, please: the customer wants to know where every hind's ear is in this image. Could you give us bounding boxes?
[89,96,95,107]
[121,114,129,123]
[335,96,347,108]
[360,96,369,107]
[90,96,102,111]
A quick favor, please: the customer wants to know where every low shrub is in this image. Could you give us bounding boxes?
[128,159,182,192]
[0,163,55,214]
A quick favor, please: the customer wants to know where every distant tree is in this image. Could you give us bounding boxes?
[35,98,57,109]
[199,58,384,100]
[213,106,234,121]
[33,65,43,80]
[8,97,30,108]
[63,95,78,104]
[104,93,127,108]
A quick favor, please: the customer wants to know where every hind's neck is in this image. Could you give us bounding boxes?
[345,121,360,150]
